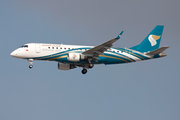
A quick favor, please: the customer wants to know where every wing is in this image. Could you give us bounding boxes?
[82,31,124,57]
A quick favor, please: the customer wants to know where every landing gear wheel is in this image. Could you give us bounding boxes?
[89,64,94,68]
[82,69,87,74]
[29,65,33,69]
[28,59,34,69]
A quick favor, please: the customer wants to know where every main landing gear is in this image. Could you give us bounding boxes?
[28,59,34,69]
[81,63,94,74]
[89,63,94,68]
[82,68,87,74]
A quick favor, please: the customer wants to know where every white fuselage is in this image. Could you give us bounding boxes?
[11,43,161,64]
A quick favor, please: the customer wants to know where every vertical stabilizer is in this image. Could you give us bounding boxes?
[130,25,164,52]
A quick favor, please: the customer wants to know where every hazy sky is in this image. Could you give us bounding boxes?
[0,0,180,120]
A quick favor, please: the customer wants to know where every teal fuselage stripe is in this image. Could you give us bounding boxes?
[103,53,133,62]
[115,48,150,60]
[29,47,158,64]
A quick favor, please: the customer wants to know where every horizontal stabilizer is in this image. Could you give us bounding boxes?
[146,46,169,55]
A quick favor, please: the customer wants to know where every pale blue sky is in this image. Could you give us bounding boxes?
[0,0,180,120]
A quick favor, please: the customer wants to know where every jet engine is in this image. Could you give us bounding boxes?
[67,53,86,62]
[58,63,76,70]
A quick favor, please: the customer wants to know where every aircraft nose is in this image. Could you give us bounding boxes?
[10,50,17,57]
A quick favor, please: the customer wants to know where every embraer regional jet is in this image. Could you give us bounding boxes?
[10,25,169,74]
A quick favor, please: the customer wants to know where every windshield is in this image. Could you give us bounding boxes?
[20,45,28,48]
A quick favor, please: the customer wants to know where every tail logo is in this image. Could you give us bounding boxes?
[148,35,161,46]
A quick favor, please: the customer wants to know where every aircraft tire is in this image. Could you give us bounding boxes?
[89,64,94,68]
[29,65,33,69]
[82,69,87,74]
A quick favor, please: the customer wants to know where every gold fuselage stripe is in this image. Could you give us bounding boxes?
[126,51,145,60]
[48,55,67,61]
[99,55,129,63]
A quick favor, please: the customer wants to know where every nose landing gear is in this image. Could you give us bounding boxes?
[28,59,34,69]
[29,65,33,69]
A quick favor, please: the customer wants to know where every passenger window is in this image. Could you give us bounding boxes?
[48,47,50,49]
[56,47,58,49]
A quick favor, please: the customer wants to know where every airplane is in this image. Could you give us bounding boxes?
[10,25,169,74]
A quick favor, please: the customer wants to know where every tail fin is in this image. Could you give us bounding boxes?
[130,25,164,53]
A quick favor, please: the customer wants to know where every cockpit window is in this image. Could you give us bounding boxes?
[20,45,28,48]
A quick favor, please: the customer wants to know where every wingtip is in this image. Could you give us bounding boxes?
[115,31,124,39]
[120,31,124,35]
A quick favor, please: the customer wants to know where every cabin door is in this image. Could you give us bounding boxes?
[35,43,41,53]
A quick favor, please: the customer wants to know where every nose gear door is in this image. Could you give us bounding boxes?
[35,43,41,53]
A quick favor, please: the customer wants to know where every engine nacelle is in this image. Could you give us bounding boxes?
[67,53,86,62]
[58,63,76,70]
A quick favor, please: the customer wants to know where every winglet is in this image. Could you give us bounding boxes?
[115,31,124,39]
